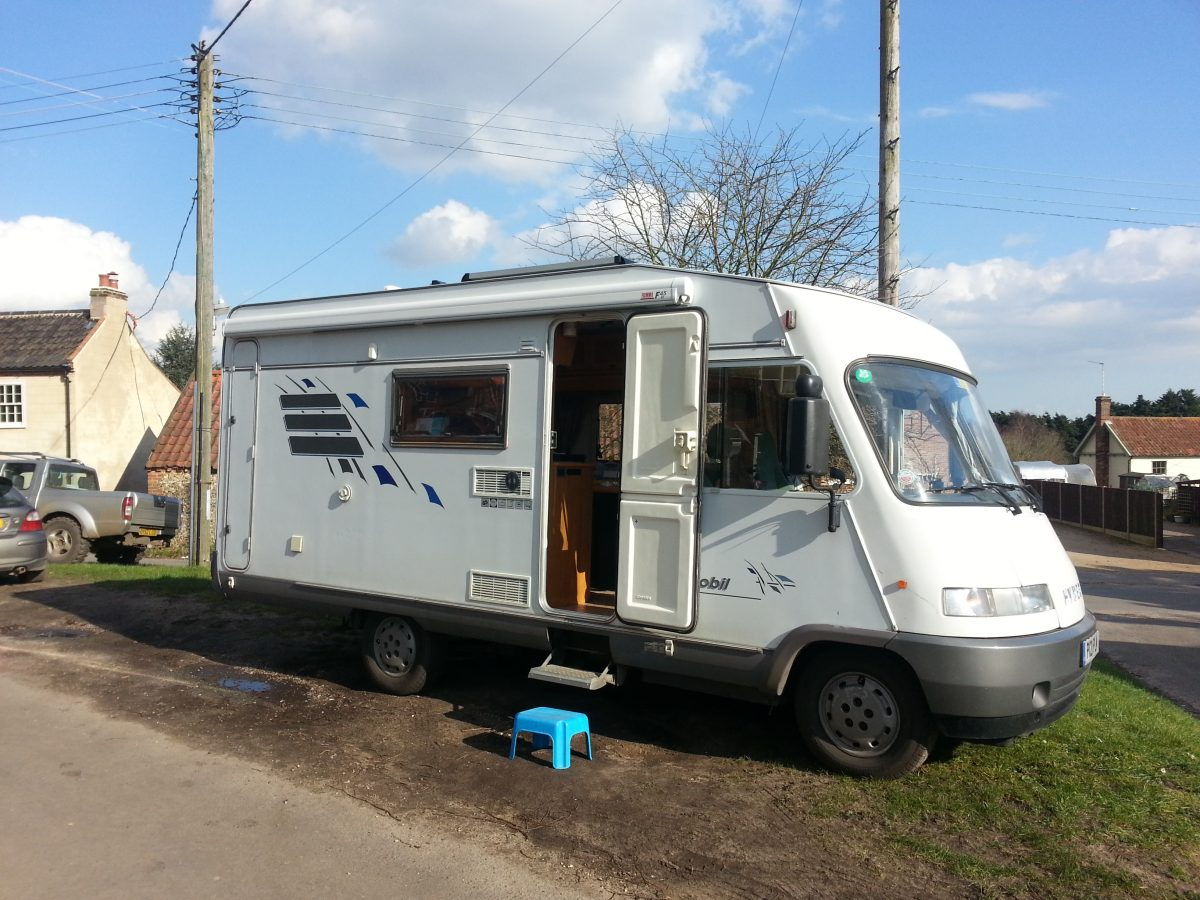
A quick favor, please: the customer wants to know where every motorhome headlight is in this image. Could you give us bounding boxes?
[942,585,1054,617]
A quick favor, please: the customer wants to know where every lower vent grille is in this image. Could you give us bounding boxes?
[468,571,530,606]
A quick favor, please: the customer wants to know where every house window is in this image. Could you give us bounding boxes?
[390,368,507,448]
[0,382,23,428]
[704,364,855,493]
[1152,460,1167,475]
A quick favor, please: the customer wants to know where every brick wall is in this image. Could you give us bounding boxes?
[147,468,217,555]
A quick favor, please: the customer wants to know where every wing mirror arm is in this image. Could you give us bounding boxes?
[820,467,848,532]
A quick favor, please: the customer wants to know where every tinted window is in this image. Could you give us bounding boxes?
[46,464,99,491]
[0,461,36,492]
[390,370,507,447]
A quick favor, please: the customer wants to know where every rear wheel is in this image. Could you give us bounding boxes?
[360,613,444,695]
[794,648,937,779]
[44,517,88,563]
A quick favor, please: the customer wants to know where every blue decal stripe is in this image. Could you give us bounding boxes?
[373,465,398,487]
[346,392,369,408]
[422,483,443,507]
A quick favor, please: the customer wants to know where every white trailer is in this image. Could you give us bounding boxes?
[216,259,1097,777]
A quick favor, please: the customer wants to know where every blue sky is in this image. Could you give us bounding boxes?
[1,0,1196,416]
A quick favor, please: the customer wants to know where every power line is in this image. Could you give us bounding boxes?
[0,113,183,145]
[241,88,608,144]
[0,60,184,90]
[907,199,1200,229]
[755,1,803,140]
[202,0,255,56]
[900,169,1200,205]
[902,155,1200,192]
[0,102,183,133]
[0,74,177,106]
[245,0,625,302]
[241,102,593,155]
[907,186,1200,219]
[137,193,198,319]
[242,114,578,165]
[0,87,180,118]
[0,65,186,132]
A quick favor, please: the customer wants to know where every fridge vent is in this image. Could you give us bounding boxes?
[468,571,530,606]
[471,467,534,498]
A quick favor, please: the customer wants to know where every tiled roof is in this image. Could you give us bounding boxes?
[146,372,221,471]
[0,309,95,371]
[1108,417,1200,458]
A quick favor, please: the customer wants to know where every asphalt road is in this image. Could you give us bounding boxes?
[0,676,602,900]
[1059,523,1200,716]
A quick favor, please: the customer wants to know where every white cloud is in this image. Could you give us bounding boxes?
[206,0,787,182]
[389,201,501,266]
[918,106,952,119]
[904,226,1200,412]
[967,91,1053,111]
[0,215,206,353]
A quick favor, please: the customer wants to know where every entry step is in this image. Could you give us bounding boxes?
[528,656,615,691]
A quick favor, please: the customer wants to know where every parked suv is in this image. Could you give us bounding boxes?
[0,453,180,564]
[0,476,48,582]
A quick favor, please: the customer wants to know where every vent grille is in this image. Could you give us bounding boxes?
[472,467,534,498]
[469,571,530,606]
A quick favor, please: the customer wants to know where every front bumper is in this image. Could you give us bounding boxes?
[888,613,1098,741]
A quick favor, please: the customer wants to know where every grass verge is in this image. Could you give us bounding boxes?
[838,660,1200,896]
[47,563,214,597]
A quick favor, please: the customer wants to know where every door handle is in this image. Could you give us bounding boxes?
[673,429,698,471]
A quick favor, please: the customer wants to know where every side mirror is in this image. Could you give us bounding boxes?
[785,375,831,476]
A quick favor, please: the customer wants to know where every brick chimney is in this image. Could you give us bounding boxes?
[1094,395,1112,488]
[89,271,128,321]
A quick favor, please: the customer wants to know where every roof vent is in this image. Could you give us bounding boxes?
[461,256,631,283]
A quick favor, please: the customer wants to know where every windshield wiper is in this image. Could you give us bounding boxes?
[960,481,1025,515]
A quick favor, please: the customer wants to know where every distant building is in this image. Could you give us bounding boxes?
[145,372,220,553]
[1075,395,1200,488]
[0,273,180,490]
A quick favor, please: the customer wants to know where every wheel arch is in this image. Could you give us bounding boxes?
[767,627,926,705]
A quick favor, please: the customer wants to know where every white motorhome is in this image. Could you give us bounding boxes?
[216,259,1098,777]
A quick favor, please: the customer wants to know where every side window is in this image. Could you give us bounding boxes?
[0,462,36,491]
[704,365,855,493]
[47,465,98,491]
[390,369,507,448]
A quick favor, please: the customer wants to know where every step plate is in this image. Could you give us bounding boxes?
[528,662,613,691]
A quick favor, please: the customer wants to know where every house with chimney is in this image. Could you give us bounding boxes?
[0,273,180,490]
[1075,395,1200,488]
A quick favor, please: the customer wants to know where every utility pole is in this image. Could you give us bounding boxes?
[191,43,214,566]
[878,0,900,305]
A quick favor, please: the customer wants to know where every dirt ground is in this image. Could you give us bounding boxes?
[0,577,968,899]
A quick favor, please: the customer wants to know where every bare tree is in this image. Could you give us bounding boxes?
[527,124,880,295]
[999,413,1068,464]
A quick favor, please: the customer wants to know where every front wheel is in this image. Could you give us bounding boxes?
[359,613,444,695]
[794,648,937,779]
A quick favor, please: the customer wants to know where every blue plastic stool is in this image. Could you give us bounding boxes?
[509,707,592,769]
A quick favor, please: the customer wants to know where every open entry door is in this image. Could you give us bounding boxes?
[616,310,705,629]
[221,340,259,570]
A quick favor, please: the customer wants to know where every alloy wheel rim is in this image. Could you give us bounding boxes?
[46,527,72,557]
[818,671,900,757]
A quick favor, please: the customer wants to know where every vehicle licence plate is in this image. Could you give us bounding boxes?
[1080,632,1100,667]
[138,527,160,537]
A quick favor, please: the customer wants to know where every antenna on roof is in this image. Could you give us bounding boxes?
[1087,360,1106,396]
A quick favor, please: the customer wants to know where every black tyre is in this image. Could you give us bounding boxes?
[794,648,937,779]
[44,517,89,563]
[360,613,444,695]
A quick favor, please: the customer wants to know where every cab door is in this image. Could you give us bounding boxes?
[616,310,705,629]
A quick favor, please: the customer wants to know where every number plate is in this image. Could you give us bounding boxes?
[1080,632,1100,667]
[0,516,6,530]
[138,527,160,537]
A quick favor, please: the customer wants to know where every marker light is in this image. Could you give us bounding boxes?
[943,585,1054,617]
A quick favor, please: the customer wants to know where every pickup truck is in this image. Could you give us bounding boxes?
[0,453,181,564]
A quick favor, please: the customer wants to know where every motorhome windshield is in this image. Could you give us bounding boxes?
[848,361,1029,508]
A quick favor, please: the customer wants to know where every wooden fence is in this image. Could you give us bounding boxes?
[1026,479,1163,548]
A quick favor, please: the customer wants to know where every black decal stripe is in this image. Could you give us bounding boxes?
[288,436,363,457]
[283,413,352,432]
[325,458,334,476]
[351,459,366,481]
[280,393,339,410]
[338,458,353,474]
